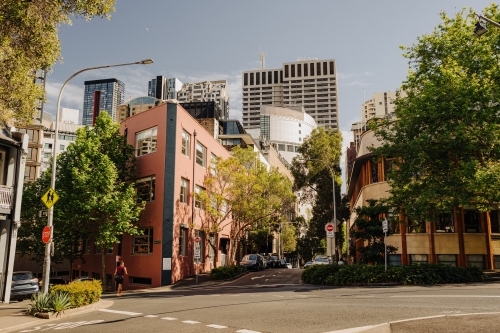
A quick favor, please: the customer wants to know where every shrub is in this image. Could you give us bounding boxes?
[210,265,247,280]
[50,280,102,308]
[51,291,72,315]
[27,292,52,316]
[301,263,485,286]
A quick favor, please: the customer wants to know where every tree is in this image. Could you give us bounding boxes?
[280,223,297,253]
[291,127,347,258]
[353,199,397,265]
[0,0,115,125]
[56,113,144,290]
[372,5,500,223]
[198,146,296,265]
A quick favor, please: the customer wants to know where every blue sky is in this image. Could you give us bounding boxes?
[44,0,494,192]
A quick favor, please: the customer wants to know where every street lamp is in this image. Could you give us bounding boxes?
[302,158,338,263]
[41,59,154,294]
[474,13,500,36]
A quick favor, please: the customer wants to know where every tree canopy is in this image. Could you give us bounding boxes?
[372,5,500,223]
[0,0,115,125]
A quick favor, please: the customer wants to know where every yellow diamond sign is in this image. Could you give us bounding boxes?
[41,188,59,209]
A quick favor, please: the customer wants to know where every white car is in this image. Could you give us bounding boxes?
[312,256,330,265]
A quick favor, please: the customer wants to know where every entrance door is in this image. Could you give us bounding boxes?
[0,219,11,301]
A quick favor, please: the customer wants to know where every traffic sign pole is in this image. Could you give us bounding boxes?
[382,219,388,271]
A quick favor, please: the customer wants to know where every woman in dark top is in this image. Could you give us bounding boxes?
[113,261,128,296]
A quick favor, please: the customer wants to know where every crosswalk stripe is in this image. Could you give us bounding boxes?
[161,317,177,320]
[144,315,159,318]
[207,324,228,329]
[99,309,142,316]
[236,330,261,333]
[182,320,200,324]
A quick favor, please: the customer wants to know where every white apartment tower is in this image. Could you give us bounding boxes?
[242,59,338,131]
[176,80,229,119]
[361,91,396,122]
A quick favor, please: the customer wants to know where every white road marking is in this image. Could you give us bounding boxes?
[390,295,500,298]
[236,330,262,333]
[161,317,177,320]
[182,320,200,324]
[144,315,159,317]
[265,279,268,281]
[20,320,105,331]
[324,324,384,333]
[99,309,142,316]
[207,324,228,329]
[251,275,265,280]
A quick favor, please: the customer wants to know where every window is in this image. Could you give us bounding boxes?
[384,158,393,181]
[410,254,428,264]
[436,212,454,233]
[437,254,457,266]
[135,127,157,156]
[94,242,101,254]
[304,63,308,76]
[44,143,52,150]
[323,62,327,75]
[287,145,294,152]
[133,228,154,254]
[180,178,188,204]
[91,272,100,280]
[329,61,334,74]
[244,73,248,86]
[60,145,65,151]
[464,210,480,233]
[495,255,500,269]
[136,176,155,202]
[274,71,278,84]
[297,63,302,77]
[196,142,206,167]
[181,130,191,157]
[317,62,321,76]
[129,276,152,285]
[268,71,272,84]
[210,153,218,175]
[371,159,378,183]
[490,210,500,233]
[468,255,484,269]
[195,185,204,209]
[250,73,254,85]
[179,227,188,256]
[388,254,401,266]
[278,144,285,151]
[262,72,266,85]
[82,239,90,254]
[310,63,315,76]
[256,71,260,85]
[291,64,295,77]
[209,234,215,264]
[407,219,426,233]
[285,65,289,78]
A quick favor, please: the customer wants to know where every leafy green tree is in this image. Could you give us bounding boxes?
[56,113,144,290]
[291,127,347,258]
[0,0,115,125]
[281,223,297,253]
[353,199,397,265]
[372,5,500,222]
[198,146,296,265]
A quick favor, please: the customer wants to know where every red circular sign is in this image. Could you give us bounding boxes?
[194,237,200,243]
[326,224,334,232]
[42,226,51,243]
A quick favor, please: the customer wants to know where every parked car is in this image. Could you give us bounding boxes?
[270,255,280,268]
[240,254,264,271]
[73,276,94,282]
[10,271,39,301]
[264,256,274,269]
[303,261,313,269]
[38,277,67,288]
[313,255,330,265]
[279,259,287,268]
[259,255,269,269]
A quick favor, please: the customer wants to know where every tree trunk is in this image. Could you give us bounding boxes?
[101,245,106,293]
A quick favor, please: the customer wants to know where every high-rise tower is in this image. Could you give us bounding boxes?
[82,78,125,125]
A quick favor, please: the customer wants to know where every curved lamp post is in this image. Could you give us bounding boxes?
[474,13,500,36]
[42,59,154,294]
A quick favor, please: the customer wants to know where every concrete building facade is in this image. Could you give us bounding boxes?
[242,59,338,131]
[176,80,229,120]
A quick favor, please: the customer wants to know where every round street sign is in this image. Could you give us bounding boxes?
[42,226,51,244]
[194,237,200,243]
[325,223,334,232]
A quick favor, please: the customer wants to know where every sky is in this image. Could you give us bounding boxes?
[44,0,494,193]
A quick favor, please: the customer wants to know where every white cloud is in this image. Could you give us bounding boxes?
[337,72,375,88]
[343,80,373,87]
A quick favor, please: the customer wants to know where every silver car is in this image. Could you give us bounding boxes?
[11,271,39,301]
[312,255,330,265]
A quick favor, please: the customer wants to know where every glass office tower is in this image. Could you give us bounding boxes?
[82,78,125,125]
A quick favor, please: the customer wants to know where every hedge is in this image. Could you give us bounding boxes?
[302,263,485,286]
[50,280,102,307]
[210,265,247,280]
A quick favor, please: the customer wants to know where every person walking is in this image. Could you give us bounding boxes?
[113,261,128,296]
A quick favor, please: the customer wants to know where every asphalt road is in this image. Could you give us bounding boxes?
[11,268,500,333]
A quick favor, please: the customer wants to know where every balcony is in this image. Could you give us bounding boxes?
[0,185,14,210]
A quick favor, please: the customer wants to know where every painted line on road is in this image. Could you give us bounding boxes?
[144,315,159,318]
[207,324,228,329]
[182,320,200,324]
[324,324,387,333]
[99,309,142,316]
[390,295,500,298]
[236,330,261,333]
[161,317,177,320]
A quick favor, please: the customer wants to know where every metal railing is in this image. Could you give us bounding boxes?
[0,185,14,209]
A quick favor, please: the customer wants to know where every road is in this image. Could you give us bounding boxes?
[11,268,500,333]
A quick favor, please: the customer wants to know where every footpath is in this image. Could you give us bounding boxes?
[1,272,499,333]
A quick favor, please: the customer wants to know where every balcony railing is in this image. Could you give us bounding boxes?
[0,185,14,209]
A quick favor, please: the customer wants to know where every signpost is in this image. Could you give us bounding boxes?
[42,226,51,244]
[41,188,59,210]
[325,222,335,263]
[194,236,201,284]
[382,219,388,271]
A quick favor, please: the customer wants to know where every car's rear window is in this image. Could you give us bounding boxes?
[13,273,34,281]
[315,258,329,262]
